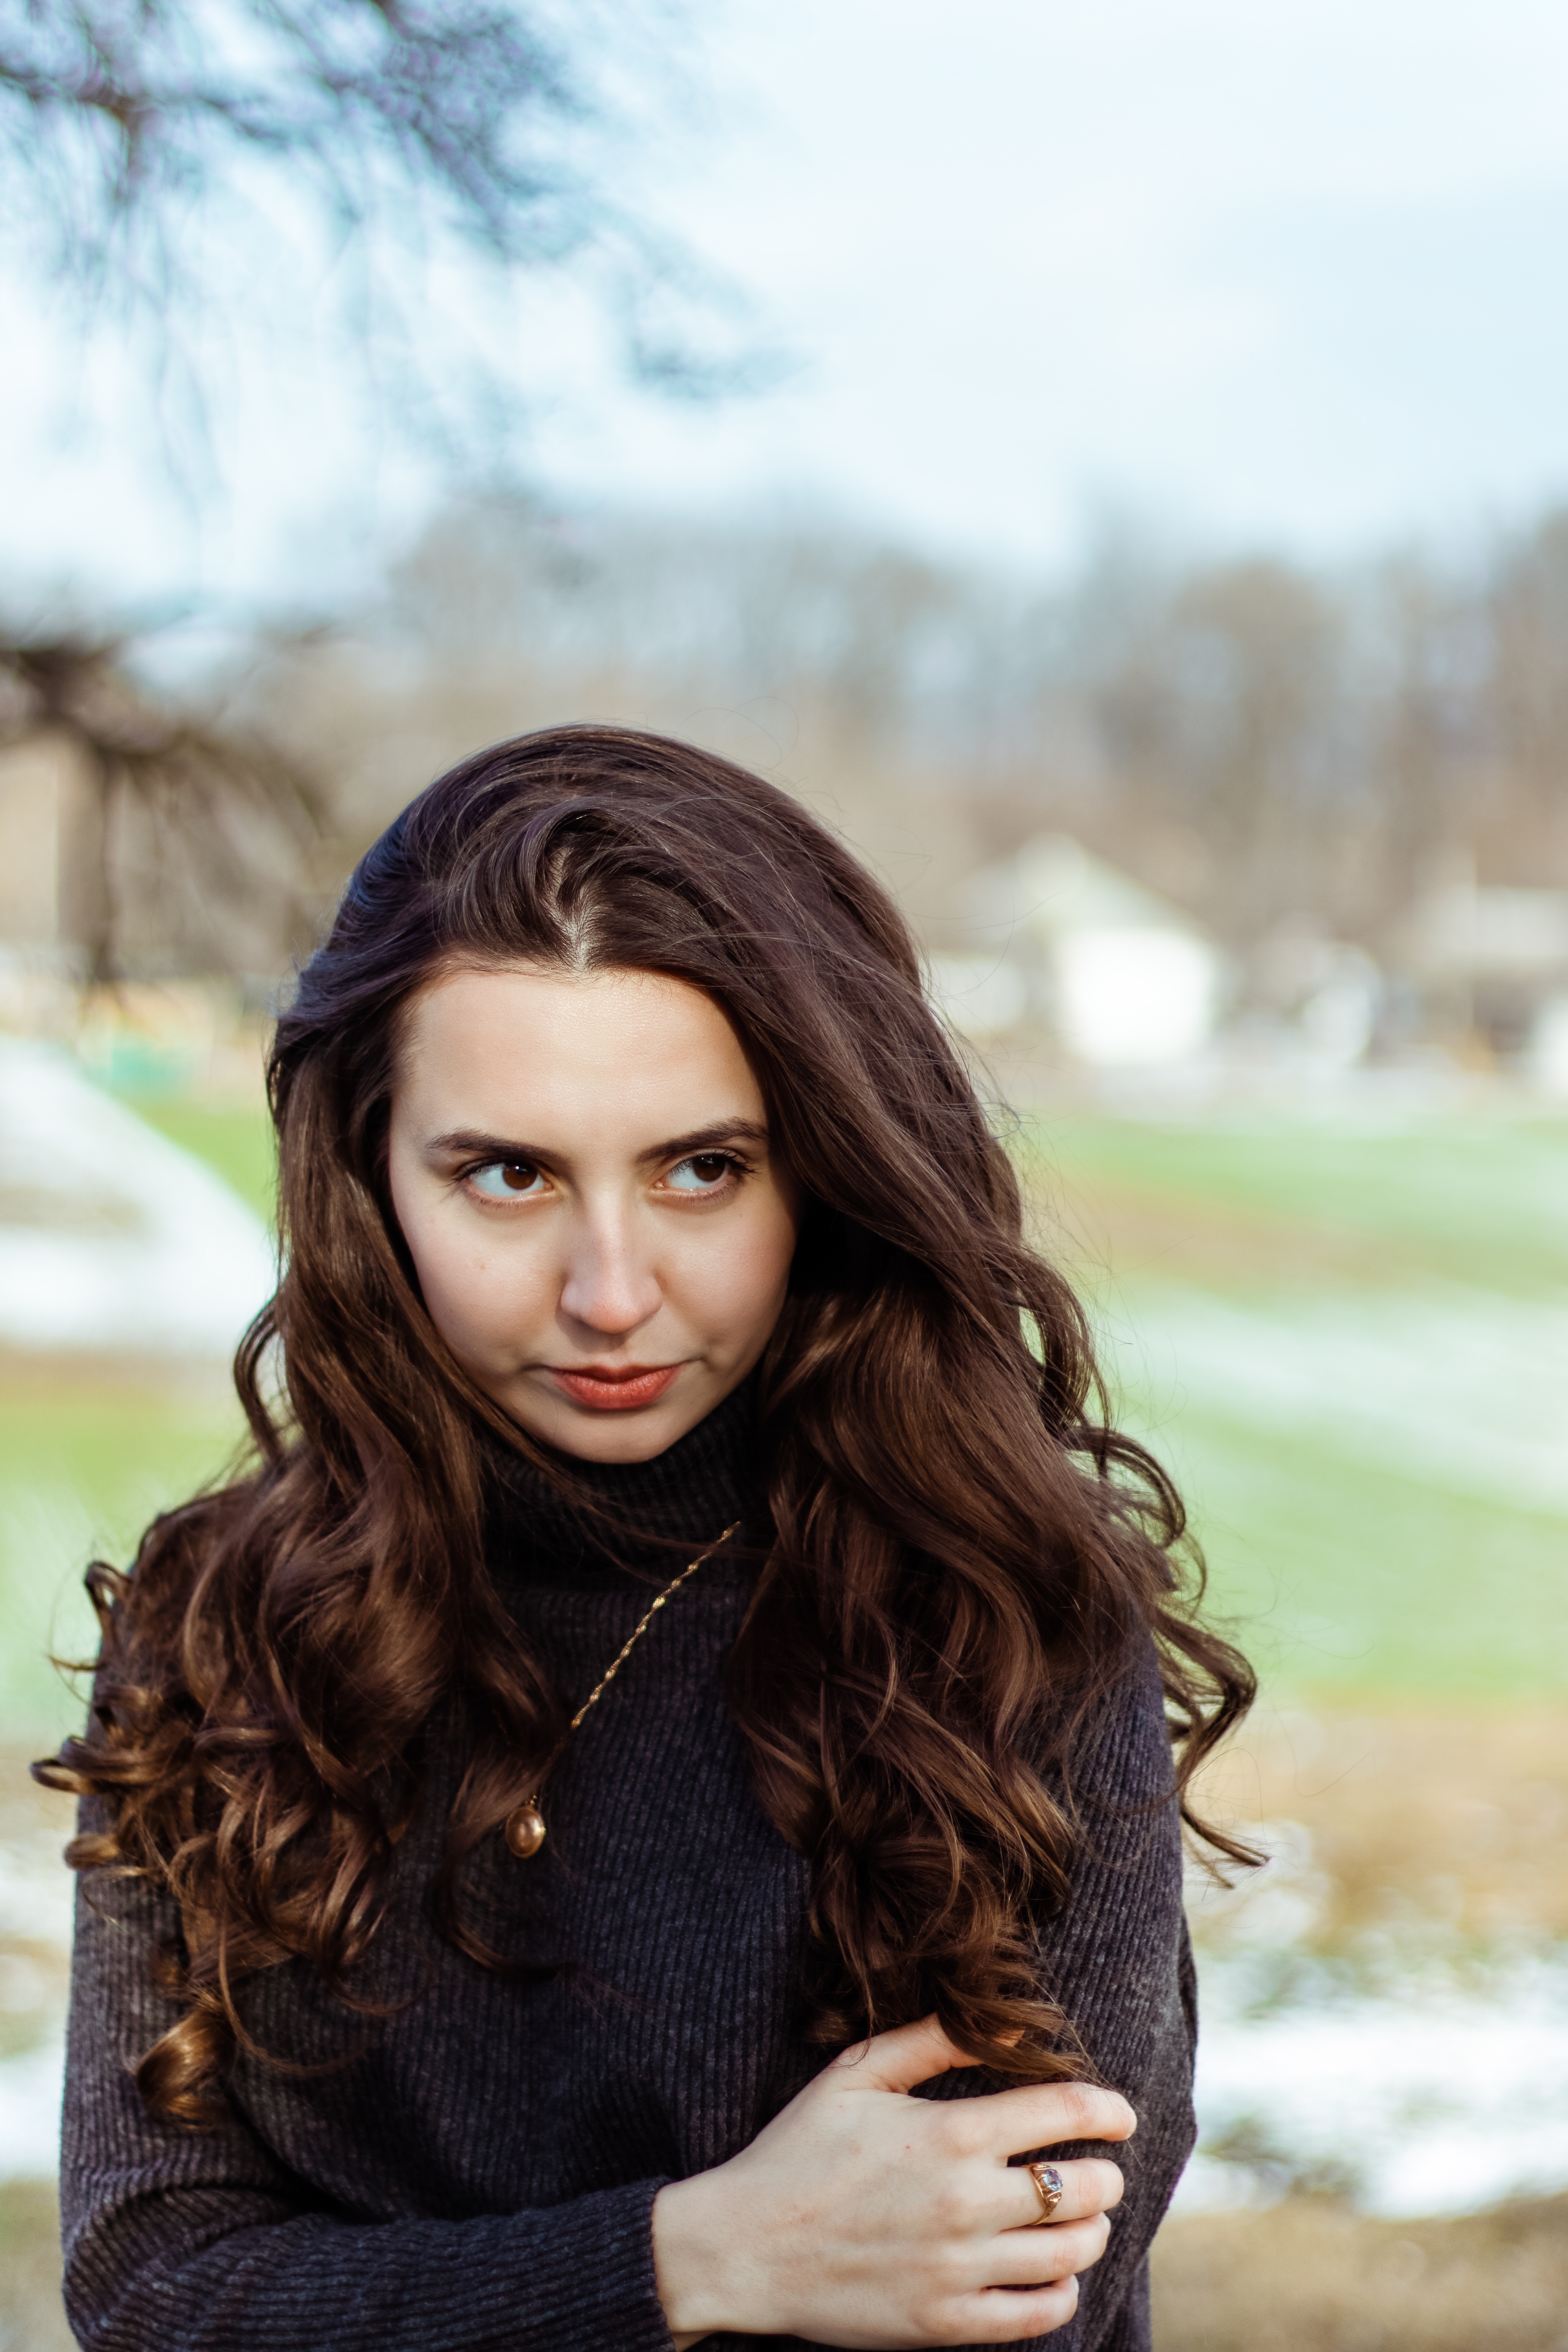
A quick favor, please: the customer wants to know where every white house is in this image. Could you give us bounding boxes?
[932,835,1224,1066]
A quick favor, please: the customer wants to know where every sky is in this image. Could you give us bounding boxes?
[7,0,1568,609]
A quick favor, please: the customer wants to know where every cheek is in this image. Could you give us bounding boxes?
[390,1183,551,1359]
[675,1193,798,1338]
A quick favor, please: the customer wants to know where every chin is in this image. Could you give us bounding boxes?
[555,1413,691,1465]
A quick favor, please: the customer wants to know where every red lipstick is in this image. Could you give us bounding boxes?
[549,1364,681,1411]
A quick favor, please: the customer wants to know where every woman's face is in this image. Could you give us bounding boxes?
[387,964,801,1462]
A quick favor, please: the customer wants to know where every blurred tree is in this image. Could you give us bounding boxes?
[0,626,325,980]
[1361,556,1479,917]
[280,495,1568,970]
[0,5,759,984]
[1046,549,1347,940]
[0,0,755,437]
[1483,511,1568,884]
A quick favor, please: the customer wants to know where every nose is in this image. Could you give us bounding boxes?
[557,1207,663,1341]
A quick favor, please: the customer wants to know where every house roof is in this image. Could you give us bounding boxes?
[962,833,1214,947]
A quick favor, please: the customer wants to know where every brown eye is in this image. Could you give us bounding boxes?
[666,1152,739,1192]
[470,1161,544,1199]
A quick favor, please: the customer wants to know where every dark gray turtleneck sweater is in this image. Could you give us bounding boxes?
[58,1386,1196,2352]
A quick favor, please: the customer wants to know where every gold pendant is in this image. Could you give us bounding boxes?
[505,1801,546,1859]
[498,1522,740,1868]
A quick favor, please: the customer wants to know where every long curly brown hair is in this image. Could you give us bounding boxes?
[39,724,1254,2124]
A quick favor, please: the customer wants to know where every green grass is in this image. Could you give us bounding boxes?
[0,1094,269,1746]
[1019,1109,1568,1700]
[1024,1111,1568,1296]
[1153,1406,1568,1697]
[0,1379,248,1747]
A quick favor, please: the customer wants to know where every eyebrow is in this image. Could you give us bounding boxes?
[426,1118,771,1167]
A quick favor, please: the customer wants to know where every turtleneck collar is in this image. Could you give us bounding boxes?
[485,1373,768,1593]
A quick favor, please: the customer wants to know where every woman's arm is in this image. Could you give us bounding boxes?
[60,1853,674,2352]
[648,1636,1195,2352]
[1018,1633,1200,2352]
[64,1830,1130,2352]
[652,2015,1132,2348]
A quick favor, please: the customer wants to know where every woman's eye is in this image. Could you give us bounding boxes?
[468,1160,546,1200]
[664,1153,739,1193]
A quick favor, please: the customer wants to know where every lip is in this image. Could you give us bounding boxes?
[547,1363,683,1411]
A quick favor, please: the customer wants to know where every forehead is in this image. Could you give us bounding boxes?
[394,964,763,1131]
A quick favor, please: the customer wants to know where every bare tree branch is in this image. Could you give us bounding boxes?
[0,0,763,409]
[0,622,328,982]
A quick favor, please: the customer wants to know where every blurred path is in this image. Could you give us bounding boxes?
[0,1042,274,1357]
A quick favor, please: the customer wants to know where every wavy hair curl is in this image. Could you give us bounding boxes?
[40,724,1254,2121]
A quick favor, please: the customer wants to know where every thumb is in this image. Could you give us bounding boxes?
[833,2014,982,2094]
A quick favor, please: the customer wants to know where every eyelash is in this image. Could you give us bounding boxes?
[666,1151,750,1192]
[458,1151,751,1203]
[460,1160,545,1202]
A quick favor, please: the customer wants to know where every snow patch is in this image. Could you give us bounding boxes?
[0,1041,274,1357]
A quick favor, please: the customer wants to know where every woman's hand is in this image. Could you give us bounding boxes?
[652,2014,1134,2348]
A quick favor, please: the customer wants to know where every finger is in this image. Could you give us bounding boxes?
[1002,2157,1125,2233]
[947,2273,1081,2344]
[986,2214,1112,2290]
[970,2076,1138,2152]
[831,2013,982,2094]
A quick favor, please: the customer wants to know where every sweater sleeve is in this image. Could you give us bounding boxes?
[58,1844,676,2352]
[913,1636,1195,2352]
[1027,1634,1198,2352]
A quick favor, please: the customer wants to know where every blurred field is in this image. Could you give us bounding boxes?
[0,1093,271,1748]
[1191,1703,1568,1949]
[0,2183,71,2352]
[0,1371,246,1740]
[1150,2190,1568,2351]
[1029,1109,1568,1699]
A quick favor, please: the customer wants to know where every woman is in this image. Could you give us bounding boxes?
[42,725,1252,2352]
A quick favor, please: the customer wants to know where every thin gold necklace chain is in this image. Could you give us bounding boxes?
[565,1517,742,1733]
[505,1519,741,1859]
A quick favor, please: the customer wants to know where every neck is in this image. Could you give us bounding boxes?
[485,1374,766,1592]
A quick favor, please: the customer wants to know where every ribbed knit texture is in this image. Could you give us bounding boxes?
[58,1382,1195,2352]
